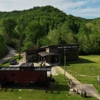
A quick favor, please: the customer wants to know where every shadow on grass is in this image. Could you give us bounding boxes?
[78,58,95,63]
[58,84,69,91]
[60,58,95,66]
[46,84,69,94]
[86,96,92,98]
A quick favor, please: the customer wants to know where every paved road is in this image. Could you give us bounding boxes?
[0,46,16,64]
[56,66,100,100]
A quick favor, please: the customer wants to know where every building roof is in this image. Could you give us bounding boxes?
[0,63,51,71]
[23,48,45,53]
[0,66,51,71]
[31,67,51,71]
[20,63,34,67]
[38,51,59,57]
[0,67,19,71]
[41,45,79,49]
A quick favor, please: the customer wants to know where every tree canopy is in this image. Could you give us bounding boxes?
[0,35,8,58]
[0,5,100,55]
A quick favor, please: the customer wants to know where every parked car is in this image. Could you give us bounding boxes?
[9,59,17,65]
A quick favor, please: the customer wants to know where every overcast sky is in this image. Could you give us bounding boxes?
[0,0,100,19]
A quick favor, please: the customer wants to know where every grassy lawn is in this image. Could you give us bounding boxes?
[63,55,100,93]
[0,75,97,100]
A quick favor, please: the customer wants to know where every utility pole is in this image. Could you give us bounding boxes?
[64,47,66,79]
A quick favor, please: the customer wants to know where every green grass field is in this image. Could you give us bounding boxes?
[0,75,97,100]
[64,55,100,93]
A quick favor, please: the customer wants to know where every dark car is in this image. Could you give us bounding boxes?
[9,59,17,65]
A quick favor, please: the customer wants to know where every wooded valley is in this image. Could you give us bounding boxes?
[0,5,100,58]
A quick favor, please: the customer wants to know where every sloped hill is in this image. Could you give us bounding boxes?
[0,5,100,55]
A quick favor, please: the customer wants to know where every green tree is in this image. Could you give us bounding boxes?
[23,41,33,50]
[89,33,100,54]
[2,18,17,43]
[0,35,8,58]
[24,21,45,48]
[78,23,91,35]
[48,29,61,45]
[64,32,78,44]
[15,18,26,59]
[38,36,51,47]
[77,33,91,54]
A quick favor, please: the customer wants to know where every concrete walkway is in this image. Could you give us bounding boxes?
[56,66,100,100]
[0,46,16,64]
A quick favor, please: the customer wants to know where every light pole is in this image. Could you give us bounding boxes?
[64,47,66,79]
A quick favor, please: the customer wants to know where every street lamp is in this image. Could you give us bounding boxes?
[64,47,66,79]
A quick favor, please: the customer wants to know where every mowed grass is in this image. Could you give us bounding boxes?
[0,75,97,100]
[64,55,100,93]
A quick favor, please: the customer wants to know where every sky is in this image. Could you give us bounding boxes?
[0,0,100,19]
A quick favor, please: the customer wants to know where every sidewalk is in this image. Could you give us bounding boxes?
[56,66,100,100]
[0,46,16,64]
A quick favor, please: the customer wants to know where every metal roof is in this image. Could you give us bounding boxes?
[31,66,51,71]
[0,67,50,71]
[38,51,59,57]
[0,67,19,71]
[41,45,79,49]
[20,63,34,67]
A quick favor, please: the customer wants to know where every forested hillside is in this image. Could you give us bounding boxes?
[0,35,8,58]
[0,5,100,55]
